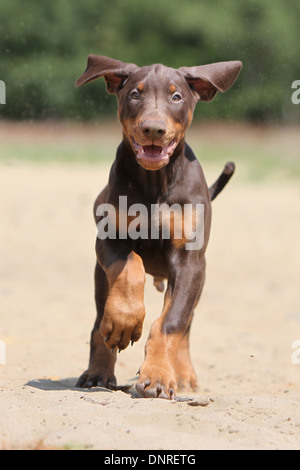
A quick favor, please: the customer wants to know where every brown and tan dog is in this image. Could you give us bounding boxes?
[75,55,242,399]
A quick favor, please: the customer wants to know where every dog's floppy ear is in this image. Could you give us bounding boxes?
[75,55,139,94]
[180,60,242,101]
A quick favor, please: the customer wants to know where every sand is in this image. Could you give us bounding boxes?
[0,159,300,450]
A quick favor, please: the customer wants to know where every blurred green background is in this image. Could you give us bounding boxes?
[0,0,299,179]
[0,0,299,123]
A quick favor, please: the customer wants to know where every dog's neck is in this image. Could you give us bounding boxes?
[116,135,187,201]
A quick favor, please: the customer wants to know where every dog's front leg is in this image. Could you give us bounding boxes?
[76,239,146,389]
[136,250,205,399]
[96,238,146,352]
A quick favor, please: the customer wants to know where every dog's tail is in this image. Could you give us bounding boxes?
[209,162,235,201]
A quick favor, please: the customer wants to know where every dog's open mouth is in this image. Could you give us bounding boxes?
[132,138,177,167]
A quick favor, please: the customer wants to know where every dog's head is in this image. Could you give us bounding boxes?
[76,55,242,170]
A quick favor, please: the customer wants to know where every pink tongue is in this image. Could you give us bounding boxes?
[143,145,162,157]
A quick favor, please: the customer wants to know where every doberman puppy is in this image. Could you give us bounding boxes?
[75,55,242,399]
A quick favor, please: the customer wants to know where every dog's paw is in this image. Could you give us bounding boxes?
[100,300,145,351]
[76,368,117,389]
[175,357,198,392]
[176,375,198,392]
[135,363,176,399]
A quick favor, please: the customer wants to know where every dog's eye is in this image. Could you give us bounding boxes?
[172,93,182,102]
[129,90,140,101]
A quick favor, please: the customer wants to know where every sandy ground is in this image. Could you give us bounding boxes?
[0,156,300,450]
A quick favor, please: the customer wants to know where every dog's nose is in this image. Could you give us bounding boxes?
[140,119,167,140]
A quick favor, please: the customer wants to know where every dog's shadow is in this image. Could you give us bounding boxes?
[26,376,140,397]
[26,377,197,402]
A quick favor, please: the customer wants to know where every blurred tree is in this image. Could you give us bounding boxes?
[0,0,299,122]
